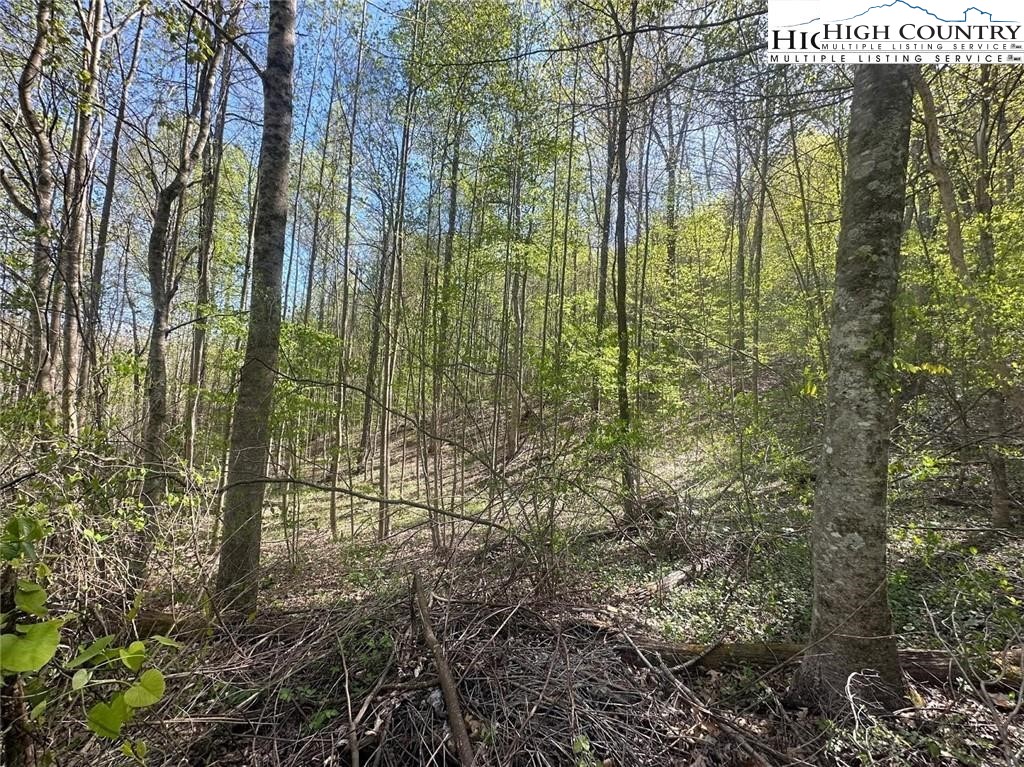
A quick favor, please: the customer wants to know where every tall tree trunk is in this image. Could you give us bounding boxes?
[185,46,234,469]
[282,24,323,320]
[301,55,338,325]
[85,12,144,428]
[917,67,1014,528]
[358,221,392,470]
[377,13,420,537]
[60,0,105,436]
[612,2,637,511]
[912,70,968,280]
[749,121,770,407]
[591,77,617,412]
[663,94,678,271]
[974,66,1013,529]
[11,0,58,416]
[791,64,915,713]
[359,5,420,473]
[215,0,296,614]
[133,23,224,587]
[732,121,748,361]
[211,174,258,548]
[330,0,366,540]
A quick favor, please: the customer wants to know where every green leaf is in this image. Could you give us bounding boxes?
[119,641,146,671]
[572,734,590,754]
[87,694,132,739]
[151,634,183,648]
[124,668,165,708]
[72,668,91,690]
[29,699,47,721]
[15,580,47,616]
[65,635,114,669]
[135,740,148,758]
[0,620,62,673]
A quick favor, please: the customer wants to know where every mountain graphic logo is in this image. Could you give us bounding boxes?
[789,1,1017,27]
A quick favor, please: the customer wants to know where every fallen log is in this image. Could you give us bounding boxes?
[619,636,1022,689]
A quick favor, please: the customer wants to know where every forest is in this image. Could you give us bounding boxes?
[0,0,1022,764]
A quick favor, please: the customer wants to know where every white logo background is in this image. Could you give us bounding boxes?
[769,0,1018,29]
[768,0,1024,64]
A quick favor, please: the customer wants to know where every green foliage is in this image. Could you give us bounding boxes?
[2,514,47,562]
[124,669,166,708]
[1,531,173,753]
[0,619,63,673]
[87,694,133,739]
[14,578,48,615]
[66,635,115,668]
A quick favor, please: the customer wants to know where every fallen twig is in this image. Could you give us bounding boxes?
[413,572,475,766]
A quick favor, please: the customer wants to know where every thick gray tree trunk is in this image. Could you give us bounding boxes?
[215,0,296,614]
[791,65,915,713]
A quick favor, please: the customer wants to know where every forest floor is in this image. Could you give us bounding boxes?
[60,449,1024,766]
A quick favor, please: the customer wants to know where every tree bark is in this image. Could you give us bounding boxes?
[60,0,105,437]
[612,2,637,511]
[11,0,58,415]
[790,65,915,714]
[912,69,968,280]
[85,12,144,428]
[329,0,366,540]
[184,46,234,469]
[133,21,224,587]
[591,73,617,412]
[215,0,296,614]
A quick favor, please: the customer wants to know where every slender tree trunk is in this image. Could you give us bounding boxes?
[136,187,182,584]
[301,57,338,325]
[612,3,637,511]
[359,7,420,473]
[185,46,233,469]
[912,70,968,280]
[215,0,296,614]
[11,0,58,415]
[749,122,770,407]
[283,24,323,320]
[791,64,915,713]
[591,77,617,412]
[133,26,224,586]
[358,221,392,470]
[86,13,144,428]
[732,122,748,361]
[60,0,105,436]
[974,67,1013,529]
[330,0,366,540]
[377,22,419,537]
[211,176,258,548]
[663,94,678,271]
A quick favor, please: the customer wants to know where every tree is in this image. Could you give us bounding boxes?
[790,64,916,713]
[3,0,58,416]
[134,9,226,585]
[611,0,638,510]
[216,0,296,614]
[913,66,1021,529]
[58,0,106,435]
